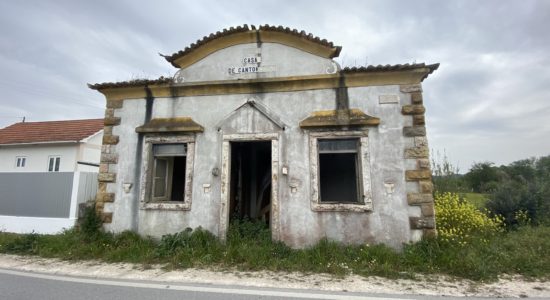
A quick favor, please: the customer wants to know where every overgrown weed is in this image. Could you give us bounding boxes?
[1,211,549,281]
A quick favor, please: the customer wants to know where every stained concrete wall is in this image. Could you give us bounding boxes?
[103,42,423,249]
[176,43,337,82]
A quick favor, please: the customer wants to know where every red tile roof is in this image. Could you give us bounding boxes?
[0,119,104,145]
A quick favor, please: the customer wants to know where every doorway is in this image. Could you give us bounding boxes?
[229,141,272,225]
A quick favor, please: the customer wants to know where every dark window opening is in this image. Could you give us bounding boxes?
[229,141,272,226]
[318,138,360,203]
[170,156,187,201]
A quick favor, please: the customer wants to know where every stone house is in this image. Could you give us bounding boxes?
[89,25,438,249]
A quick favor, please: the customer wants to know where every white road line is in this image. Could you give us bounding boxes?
[0,268,412,300]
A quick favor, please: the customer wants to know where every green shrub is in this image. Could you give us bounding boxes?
[79,204,103,241]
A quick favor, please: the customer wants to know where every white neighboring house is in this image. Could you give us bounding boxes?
[0,119,104,234]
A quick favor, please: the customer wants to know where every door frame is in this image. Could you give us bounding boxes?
[219,133,280,241]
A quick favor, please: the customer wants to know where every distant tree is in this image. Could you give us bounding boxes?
[487,180,538,226]
[501,158,536,182]
[536,156,550,179]
[465,162,500,193]
[486,155,550,226]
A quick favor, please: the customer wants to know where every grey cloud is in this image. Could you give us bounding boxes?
[0,0,549,171]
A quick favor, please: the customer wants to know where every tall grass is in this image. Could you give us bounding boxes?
[1,204,548,281]
[1,221,549,281]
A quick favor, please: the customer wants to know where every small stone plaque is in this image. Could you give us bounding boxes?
[379,94,399,104]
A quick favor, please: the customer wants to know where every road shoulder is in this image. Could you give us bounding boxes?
[0,254,548,298]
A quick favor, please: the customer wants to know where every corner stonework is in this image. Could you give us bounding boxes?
[400,84,436,238]
[95,99,123,224]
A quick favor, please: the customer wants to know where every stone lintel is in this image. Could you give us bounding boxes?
[300,109,380,128]
[135,117,204,133]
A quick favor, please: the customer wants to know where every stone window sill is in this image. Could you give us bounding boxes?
[311,201,373,212]
[140,201,191,211]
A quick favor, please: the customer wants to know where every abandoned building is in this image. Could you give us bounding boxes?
[89,25,438,249]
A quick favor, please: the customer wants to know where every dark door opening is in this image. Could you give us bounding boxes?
[229,141,272,226]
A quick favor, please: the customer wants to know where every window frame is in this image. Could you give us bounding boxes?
[47,156,61,172]
[309,131,373,212]
[139,135,195,211]
[15,156,27,168]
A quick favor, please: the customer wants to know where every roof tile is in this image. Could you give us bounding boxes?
[162,24,341,67]
[0,119,104,145]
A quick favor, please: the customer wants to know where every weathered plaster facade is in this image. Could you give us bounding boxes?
[90,25,438,249]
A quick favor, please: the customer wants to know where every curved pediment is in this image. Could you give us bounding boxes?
[164,25,341,69]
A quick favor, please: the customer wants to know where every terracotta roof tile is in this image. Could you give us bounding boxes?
[88,76,171,90]
[0,119,104,145]
[342,63,440,80]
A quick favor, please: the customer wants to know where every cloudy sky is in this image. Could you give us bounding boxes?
[0,0,548,172]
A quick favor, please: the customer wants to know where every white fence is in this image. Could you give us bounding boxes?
[0,172,98,234]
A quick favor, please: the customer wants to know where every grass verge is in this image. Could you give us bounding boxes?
[460,192,489,209]
[1,219,549,281]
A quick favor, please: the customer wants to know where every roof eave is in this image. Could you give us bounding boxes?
[165,25,342,69]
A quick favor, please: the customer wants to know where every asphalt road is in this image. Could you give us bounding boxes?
[0,268,525,300]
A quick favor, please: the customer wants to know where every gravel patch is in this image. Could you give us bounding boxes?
[0,254,548,298]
